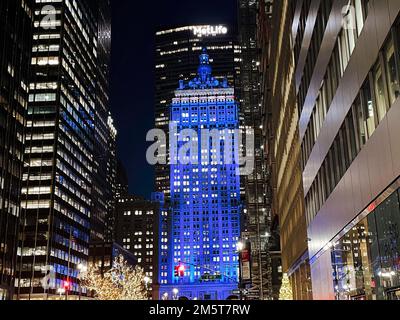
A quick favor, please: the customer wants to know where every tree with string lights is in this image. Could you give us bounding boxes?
[82,255,148,300]
[279,273,293,300]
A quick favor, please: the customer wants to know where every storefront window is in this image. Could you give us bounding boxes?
[374,192,400,298]
[331,188,400,300]
[0,288,7,300]
[332,217,378,300]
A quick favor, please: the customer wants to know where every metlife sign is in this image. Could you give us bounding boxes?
[192,25,228,37]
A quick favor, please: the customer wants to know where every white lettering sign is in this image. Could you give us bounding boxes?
[192,25,228,37]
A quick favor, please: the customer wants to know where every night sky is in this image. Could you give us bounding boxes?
[110,0,238,198]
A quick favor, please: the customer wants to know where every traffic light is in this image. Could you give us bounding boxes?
[174,265,179,277]
[174,264,185,277]
[178,265,185,277]
[63,280,70,291]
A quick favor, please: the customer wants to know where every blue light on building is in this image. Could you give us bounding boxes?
[159,49,241,300]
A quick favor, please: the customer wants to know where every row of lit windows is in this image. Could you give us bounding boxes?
[297,0,334,109]
[60,95,93,137]
[53,217,90,242]
[56,159,92,194]
[174,244,236,250]
[60,62,94,120]
[123,210,153,216]
[59,126,92,164]
[55,187,90,218]
[305,24,400,224]
[53,234,88,255]
[56,174,91,205]
[58,134,92,172]
[60,115,93,152]
[302,0,370,168]
[31,56,59,66]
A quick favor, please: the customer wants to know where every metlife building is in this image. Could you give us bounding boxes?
[154,25,240,202]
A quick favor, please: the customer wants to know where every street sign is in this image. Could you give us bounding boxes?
[200,273,223,281]
[232,289,250,296]
[241,249,251,282]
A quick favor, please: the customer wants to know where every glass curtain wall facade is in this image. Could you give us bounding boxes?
[105,114,117,243]
[0,0,33,300]
[91,0,114,244]
[159,50,241,300]
[16,0,112,300]
[331,186,400,300]
[293,0,400,299]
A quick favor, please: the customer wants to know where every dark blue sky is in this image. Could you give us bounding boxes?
[110,0,237,198]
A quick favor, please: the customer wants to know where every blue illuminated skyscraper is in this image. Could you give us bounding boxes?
[159,49,241,300]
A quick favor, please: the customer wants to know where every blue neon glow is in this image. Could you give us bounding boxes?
[159,49,241,300]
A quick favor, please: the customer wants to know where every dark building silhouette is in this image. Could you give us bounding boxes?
[0,0,34,300]
[238,0,274,300]
[115,194,161,299]
[16,0,114,300]
[116,159,129,198]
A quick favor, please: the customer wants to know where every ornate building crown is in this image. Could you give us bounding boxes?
[178,48,229,90]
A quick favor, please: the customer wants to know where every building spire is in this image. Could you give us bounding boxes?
[199,47,210,65]
[197,48,212,84]
[178,47,229,90]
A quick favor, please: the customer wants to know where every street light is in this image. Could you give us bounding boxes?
[162,292,169,300]
[172,288,179,300]
[57,288,66,299]
[236,241,245,300]
[77,263,88,300]
[77,263,88,273]
[144,276,151,300]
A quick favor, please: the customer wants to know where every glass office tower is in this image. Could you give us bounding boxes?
[159,49,241,300]
[16,0,112,300]
[0,0,33,300]
[91,0,114,244]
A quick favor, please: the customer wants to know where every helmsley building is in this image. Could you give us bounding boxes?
[158,49,241,300]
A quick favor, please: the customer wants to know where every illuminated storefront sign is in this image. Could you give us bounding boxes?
[192,25,228,37]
